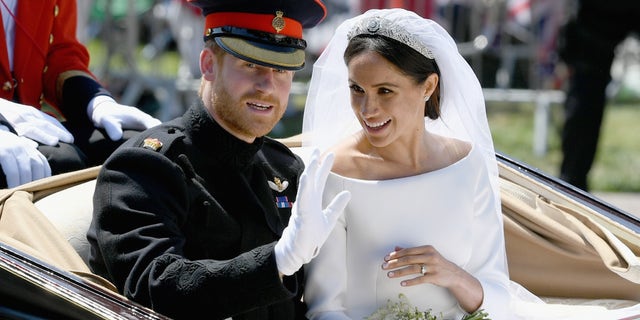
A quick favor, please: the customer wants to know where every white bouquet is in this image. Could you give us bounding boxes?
[366,294,489,320]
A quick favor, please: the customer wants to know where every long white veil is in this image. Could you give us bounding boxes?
[301,8,500,216]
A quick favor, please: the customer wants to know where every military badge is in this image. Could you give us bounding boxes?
[268,177,289,192]
[142,138,163,151]
[272,11,285,33]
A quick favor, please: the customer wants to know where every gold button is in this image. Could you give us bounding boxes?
[43,65,48,73]
[2,81,12,91]
[49,34,53,44]
[54,5,59,17]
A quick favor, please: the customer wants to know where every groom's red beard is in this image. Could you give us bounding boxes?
[211,85,287,139]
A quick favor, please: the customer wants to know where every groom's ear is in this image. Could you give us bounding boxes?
[200,47,217,82]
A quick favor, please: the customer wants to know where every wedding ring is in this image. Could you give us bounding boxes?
[420,264,427,275]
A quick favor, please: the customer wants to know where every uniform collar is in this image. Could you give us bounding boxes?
[186,100,264,169]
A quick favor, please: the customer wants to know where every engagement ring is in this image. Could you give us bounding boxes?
[420,264,427,275]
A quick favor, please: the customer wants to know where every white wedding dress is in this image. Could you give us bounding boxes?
[304,145,512,320]
[297,143,640,320]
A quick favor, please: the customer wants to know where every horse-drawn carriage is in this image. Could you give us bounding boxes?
[1,143,639,319]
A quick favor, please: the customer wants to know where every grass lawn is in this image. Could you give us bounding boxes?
[488,101,640,192]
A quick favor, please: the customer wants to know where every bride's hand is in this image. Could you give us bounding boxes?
[381,245,463,287]
[381,245,483,313]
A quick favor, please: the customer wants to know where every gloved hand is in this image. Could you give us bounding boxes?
[0,98,74,145]
[0,125,51,188]
[274,149,351,276]
[88,95,162,141]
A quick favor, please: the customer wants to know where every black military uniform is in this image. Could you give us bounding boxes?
[88,102,304,319]
[87,0,326,318]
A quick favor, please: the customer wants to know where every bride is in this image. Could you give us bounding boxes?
[301,8,509,320]
[300,8,640,320]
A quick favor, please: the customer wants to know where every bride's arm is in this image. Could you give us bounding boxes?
[304,198,351,320]
[463,156,511,318]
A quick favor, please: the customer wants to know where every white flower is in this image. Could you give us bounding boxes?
[365,294,490,320]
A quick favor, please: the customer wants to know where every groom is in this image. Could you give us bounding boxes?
[87,0,350,319]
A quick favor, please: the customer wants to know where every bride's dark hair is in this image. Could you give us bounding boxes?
[343,34,442,120]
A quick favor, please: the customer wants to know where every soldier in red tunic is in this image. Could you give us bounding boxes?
[0,0,160,188]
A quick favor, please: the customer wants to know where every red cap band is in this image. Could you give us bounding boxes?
[205,12,303,39]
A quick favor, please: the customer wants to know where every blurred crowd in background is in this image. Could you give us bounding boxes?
[75,0,640,132]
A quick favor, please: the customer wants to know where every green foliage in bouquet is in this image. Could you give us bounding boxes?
[366,294,489,320]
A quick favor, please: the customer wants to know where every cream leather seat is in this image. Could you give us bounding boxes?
[34,179,96,265]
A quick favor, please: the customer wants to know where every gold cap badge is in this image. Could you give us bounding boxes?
[272,11,285,33]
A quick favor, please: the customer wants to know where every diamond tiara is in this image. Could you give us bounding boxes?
[347,15,435,60]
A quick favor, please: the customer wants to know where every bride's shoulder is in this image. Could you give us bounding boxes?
[434,134,473,164]
[326,137,366,177]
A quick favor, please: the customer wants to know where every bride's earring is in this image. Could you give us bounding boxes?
[424,95,430,102]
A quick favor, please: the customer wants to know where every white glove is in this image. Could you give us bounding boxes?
[0,98,74,145]
[0,125,51,188]
[274,149,351,275]
[88,95,162,141]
